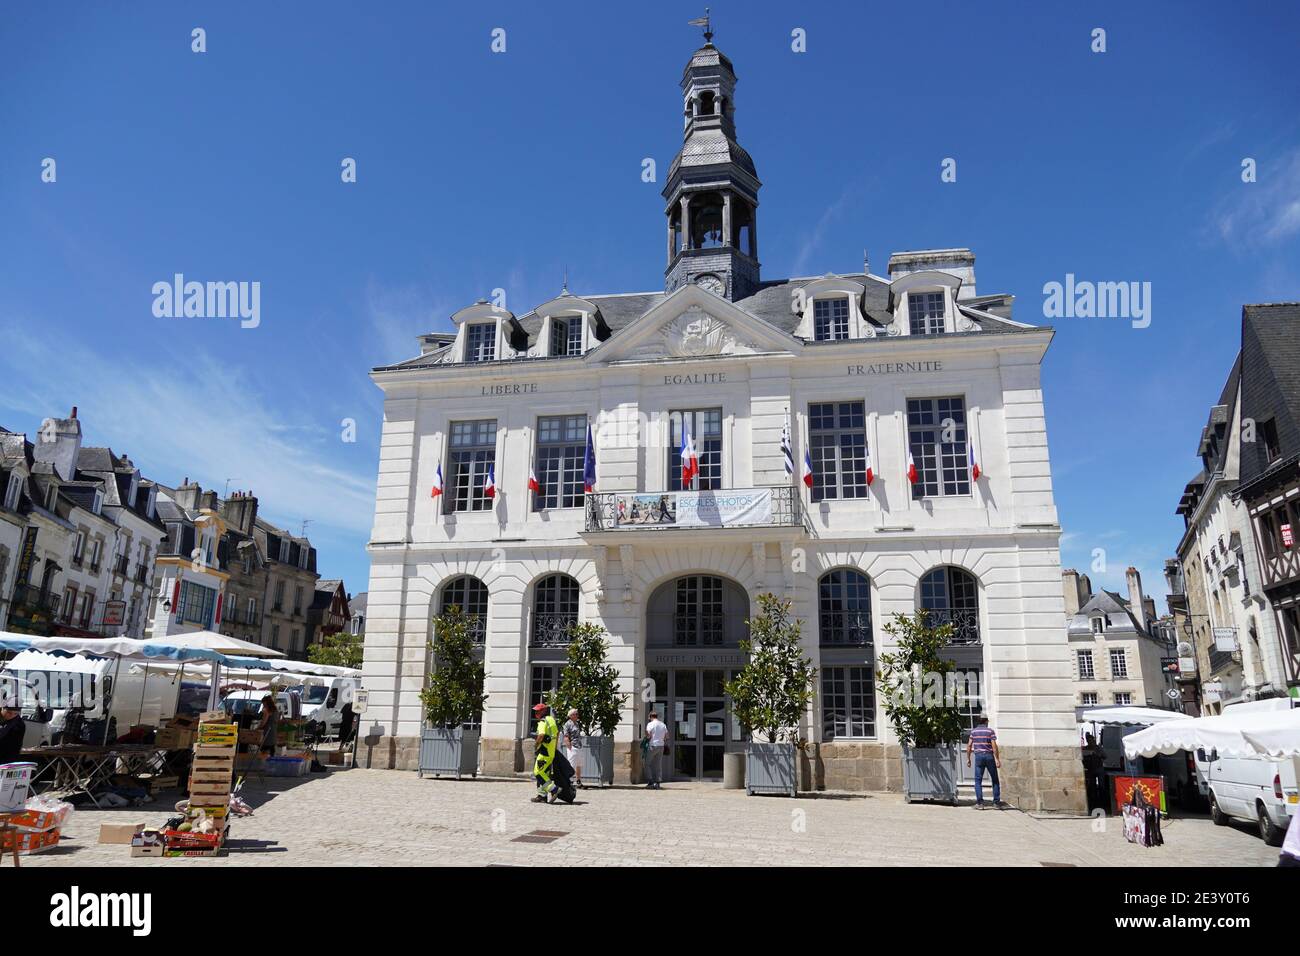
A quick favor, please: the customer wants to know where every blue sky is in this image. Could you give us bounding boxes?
[2,1,1298,603]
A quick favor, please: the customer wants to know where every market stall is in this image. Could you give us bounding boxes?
[1078,707,1193,813]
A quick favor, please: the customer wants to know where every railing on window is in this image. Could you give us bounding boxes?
[924,607,980,645]
[819,610,873,646]
[584,485,803,532]
[647,612,729,647]
[530,613,577,646]
[113,555,129,576]
[135,565,150,584]
[11,583,59,616]
[433,617,486,646]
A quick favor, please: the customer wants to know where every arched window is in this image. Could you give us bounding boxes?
[440,575,488,644]
[919,566,980,645]
[818,569,872,645]
[532,574,579,646]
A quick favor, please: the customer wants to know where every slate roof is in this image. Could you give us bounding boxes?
[1237,303,1300,494]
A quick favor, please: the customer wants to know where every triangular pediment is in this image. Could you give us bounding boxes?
[586,284,800,365]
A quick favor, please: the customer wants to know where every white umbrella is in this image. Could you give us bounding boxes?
[1123,708,1300,760]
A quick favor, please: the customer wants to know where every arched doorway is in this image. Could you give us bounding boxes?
[644,574,749,781]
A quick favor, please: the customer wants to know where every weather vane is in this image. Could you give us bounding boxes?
[688,8,713,44]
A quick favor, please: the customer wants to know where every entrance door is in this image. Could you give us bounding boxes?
[648,667,740,780]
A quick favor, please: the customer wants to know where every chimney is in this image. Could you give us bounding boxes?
[1126,567,1147,633]
[1062,569,1082,616]
[221,490,259,535]
[32,412,84,482]
[1078,573,1093,600]
[173,478,202,512]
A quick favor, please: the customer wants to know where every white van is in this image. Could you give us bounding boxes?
[1195,747,1297,846]
[1,650,184,748]
[296,677,359,740]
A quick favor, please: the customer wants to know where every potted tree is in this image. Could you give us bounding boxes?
[417,605,487,779]
[549,622,626,787]
[877,610,964,803]
[724,593,817,797]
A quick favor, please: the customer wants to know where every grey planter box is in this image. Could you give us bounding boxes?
[745,742,797,796]
[418,726,479,779]
[901,745,960,803]
[573,735,615,787]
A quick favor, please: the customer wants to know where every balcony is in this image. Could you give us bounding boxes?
[113,555,129,576]
[925,607,981,645]
[584,486,803,535]
[648,612,729,647]
[530,613,577,647]
[819,610,873,646]
[135,566,150,584]
[11,583,60,617]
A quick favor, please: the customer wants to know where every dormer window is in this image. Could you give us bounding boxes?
[465,322,496,362]
[3,472,20,510]
[813,298,850,341]
[46,484,58,510]
[908,292,946,335]
[146,485,156,519]
[551,316,583,357]
[92,490,103,515]
[1091,616,1107,634]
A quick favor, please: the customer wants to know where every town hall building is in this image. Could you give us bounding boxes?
[362,36,1084,810]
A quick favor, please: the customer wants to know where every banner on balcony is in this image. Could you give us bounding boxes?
[610,489,772,529]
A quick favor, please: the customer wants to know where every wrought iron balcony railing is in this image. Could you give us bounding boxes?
[646,612,730,647]
[819,610,873,646]
[924,607,981,645]
[11,583,59,616]
[530,612,577,647]
[584,485,802,533]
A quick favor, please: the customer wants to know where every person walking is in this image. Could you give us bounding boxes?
[0,703,25,764]
[643,710,668,789]
[562,708,583,789]
[966,716,1006,809]
[532,702,560,803]
[257,694,280,757]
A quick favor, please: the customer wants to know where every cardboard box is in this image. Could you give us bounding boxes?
[98,822,145,845]
[155,727,194,749]
[130,844,165,858]
[1,827,60,854]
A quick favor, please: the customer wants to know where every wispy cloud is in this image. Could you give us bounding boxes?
[792,185,864,277]
[0,320,376,538]
[1209,146,1300,247]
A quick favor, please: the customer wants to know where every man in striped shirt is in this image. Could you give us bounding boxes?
[966,717,1006,809]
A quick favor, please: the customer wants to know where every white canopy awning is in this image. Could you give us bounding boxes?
[154,630,285,658]
[1081,706,1192,727]
[1123,708,1300,759]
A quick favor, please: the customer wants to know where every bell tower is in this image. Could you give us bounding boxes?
[663,26,761,301]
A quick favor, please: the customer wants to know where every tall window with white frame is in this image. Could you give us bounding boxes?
[907,396,971,498]
[465,322,496,362]
[908,291,945,335]
[532,574,579,646]
[1110,648,1128,679]
[808,401,868,502]
[440,575,488,644]
[1077,649,1095,680]
[813,298,850,341]
[822,666,875,740]
[919,566,980,644]
[669,409,723,491]
[534,415,586,510]
[447,419,497,513]
[551,317,583,357]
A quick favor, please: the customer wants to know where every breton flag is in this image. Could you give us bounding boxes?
[906,450,919,484]
[528,465,542,495]
[968,442,981,481]
[583,422,597,492]
[483,463,496,500]
[802,448,815,489]
[865,448,875,486]
[781,420,794,478]
[430,463,444,498]
[681,417,699,487]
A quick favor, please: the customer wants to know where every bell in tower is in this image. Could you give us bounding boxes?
[663,23,761,301]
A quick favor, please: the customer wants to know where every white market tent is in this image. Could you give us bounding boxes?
[1122,708,1300,760]
[157,631,285,659]
[1081,706,1192,727]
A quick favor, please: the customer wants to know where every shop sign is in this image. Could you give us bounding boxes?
[102,601,126,627]
[1212,627,1238,652]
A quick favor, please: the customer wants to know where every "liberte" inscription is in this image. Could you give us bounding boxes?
[480,382,540,396]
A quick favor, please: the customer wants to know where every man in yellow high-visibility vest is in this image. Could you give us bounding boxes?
[532,702,560,803]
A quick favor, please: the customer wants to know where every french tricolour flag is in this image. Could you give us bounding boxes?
[528,466,542,495]
[483,463,496,500]
[907,450,919,484]
[968,443,981,481]
[430,463,444,498]
[801,448,815,489]
[681,417,699,487]
[865,448,875,486]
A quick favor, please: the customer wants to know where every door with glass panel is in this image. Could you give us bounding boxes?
[647,666,740,781]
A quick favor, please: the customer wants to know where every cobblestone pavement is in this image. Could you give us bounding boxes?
[20,769,1281,867]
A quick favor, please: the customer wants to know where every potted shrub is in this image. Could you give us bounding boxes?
[549,622,627,786]
[877,610,964,803]
[724,593,817,797]
[417,605,487,779]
